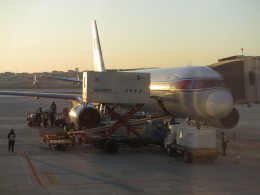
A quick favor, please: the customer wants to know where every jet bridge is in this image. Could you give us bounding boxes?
[209,55,260,104]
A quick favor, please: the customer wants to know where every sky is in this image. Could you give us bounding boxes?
[0,0,260,73]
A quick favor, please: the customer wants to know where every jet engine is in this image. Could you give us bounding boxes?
[207,107,240,129]
[69,104,101,130]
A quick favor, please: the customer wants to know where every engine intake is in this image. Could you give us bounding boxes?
[208,107,240,129]
[69,104,101,130]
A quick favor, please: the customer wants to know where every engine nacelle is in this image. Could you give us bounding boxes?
[69,104,101,130]
[207,107,240,129]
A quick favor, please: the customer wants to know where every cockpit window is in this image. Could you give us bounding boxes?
[193,80,203,88]
[192,79,225,89]
[216,80,225,87]
[204,80,216,88]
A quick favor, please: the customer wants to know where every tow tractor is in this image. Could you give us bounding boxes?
[26,112,41,127]
[27,112,66,128]
[164,123,220,163]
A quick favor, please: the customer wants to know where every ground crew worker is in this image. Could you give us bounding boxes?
[50,102,57,114]
[62,107,69,120]
[36,107,43,126]
[221,132,229,156]
[64,123,70,132]
[69,123,76,132]
[50,113,55,128]
[8,129,16,152]
[42,112,49,127]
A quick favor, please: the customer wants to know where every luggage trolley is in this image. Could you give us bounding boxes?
[44,132,75,151]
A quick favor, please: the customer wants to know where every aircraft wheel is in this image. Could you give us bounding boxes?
[160,144,166,150]
[206,157,215,163]
[57,144,65,151]
[167,146,172,156]
[103,140,118,154]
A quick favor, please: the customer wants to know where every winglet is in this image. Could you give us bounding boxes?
[92,20,106,72]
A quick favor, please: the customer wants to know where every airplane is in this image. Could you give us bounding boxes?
[0,20,239,130]
[33,75,39,85]
[40,74,81,85]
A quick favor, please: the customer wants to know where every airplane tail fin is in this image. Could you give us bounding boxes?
[92,20,106,72]
[33,75,38,85]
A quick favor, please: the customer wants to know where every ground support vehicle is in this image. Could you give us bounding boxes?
[68,104,145,154]
[43,132,75,151]
[27,111,66,128]
[26,112,41,127]
[53,113,66,127]
[144,119,168,148]
[68,104,170,154]
[39,129,64,137]
[164,124,219,163]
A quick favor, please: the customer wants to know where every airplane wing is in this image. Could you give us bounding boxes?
[0,91,82,102]
[40,75,82,84]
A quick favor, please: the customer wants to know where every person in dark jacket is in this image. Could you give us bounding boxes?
[50,113,55,128]
[50,102,57,114]
[35,107,43,126]
[42,112,49,127]
[221,132,229,156]
[8,129,16,152]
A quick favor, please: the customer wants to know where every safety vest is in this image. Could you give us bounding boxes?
[64,125,69,132]
[43,113,48,119]
[9,134,15,141]
[37,109,42,114]
[223,135,229,143]
[69,128,75,132]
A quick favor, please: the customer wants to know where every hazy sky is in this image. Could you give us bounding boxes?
[0,0,259,73]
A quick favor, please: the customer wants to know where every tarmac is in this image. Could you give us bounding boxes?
[0,94,260,195]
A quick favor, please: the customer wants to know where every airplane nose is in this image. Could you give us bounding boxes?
[205,90,233,118]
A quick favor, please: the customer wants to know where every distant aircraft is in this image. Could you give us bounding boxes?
[0,20,239,130]
[40,74,81,85]
[33,75,39,85]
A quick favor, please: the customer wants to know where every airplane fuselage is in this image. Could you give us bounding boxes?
[130,66,234,121]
